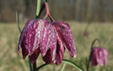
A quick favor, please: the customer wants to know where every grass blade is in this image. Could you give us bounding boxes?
[16,12,22,33]
[35,63,48,71]
[61,64,66,71]
[63,59,84,71]
[100,25,113,40]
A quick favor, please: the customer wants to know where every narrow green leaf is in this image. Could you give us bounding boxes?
[61,64,66,71]
[35,63,48,71]
[16,12,22,33]
[62,59,84,71]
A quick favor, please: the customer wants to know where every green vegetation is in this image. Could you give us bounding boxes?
[0,22,113,71]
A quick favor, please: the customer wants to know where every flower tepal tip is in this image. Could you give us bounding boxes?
[52,21,77,59]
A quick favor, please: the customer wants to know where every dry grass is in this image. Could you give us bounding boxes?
[0,22,113,71]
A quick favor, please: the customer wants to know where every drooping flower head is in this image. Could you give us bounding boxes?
[89,47,108,67]
[52,21,76,65]
[18,19,57,63]
[18,19,77,65]
[18,1,76,65]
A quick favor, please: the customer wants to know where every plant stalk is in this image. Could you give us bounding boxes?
[33,62,36,71]
[86,38,101,71]
[36,0,41,18]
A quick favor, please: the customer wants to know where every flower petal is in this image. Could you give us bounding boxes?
[54,33,64,65]
[53,21,76,58]
[96,48,105,66]
[29,48,40,63]
[39,22,48,56]
[40,21,56,57]
[97,48,108,67]
[25,20,38,55]
[25,19,50,55]
[102,48,108,67]
[21,40,29,59]
[42,49,53,64]
[47,24,57,61]
[18,19,35,54]
[90,47,98,67]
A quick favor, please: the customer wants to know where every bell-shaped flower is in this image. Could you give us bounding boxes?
[18,19,76,65]
[18,19,57,63]
[89,47,108,67]
[52,21,76,65]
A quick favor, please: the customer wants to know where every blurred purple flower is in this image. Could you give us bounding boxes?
[89,47,108,67]
[18,19,76,65]
[83,31,88,36]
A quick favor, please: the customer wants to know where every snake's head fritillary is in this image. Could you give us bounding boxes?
[18,19,57,63]
[52,21,77,65]
[89,47,108,67]
[18,19,77,65]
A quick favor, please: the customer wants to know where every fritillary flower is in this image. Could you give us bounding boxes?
[89,47,108,67]
[18,19,76,65]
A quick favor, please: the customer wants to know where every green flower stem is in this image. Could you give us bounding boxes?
[36,0,41,18]
[29,57,33,71]
[16,12,33,71]
[91,38,101,49]
[36,2,45,18]
[33,62,36,71]
[86,56,89,71]
[35,63,48,71]
[62,59,84,71]
[35,59,84,71]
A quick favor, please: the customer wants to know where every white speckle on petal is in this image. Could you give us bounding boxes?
[32,20,44,51]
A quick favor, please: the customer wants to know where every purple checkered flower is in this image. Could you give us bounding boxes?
[18,19,76,65]
[89,47,108,67]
